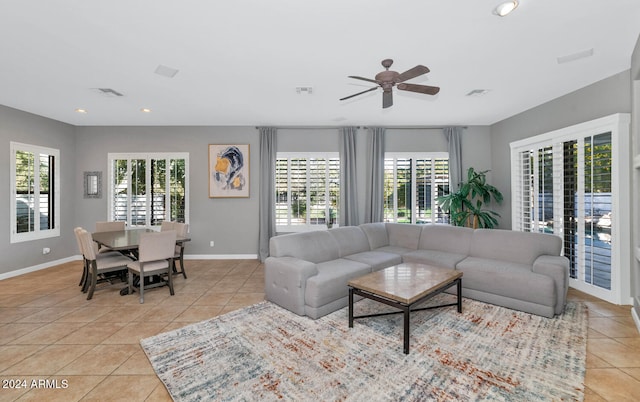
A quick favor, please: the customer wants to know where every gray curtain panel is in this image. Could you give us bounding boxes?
[364,127,385,223]
[258,127,277,261]
[339,127,359,227]
[444,126,463,191]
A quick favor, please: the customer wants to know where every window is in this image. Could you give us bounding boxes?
[275,152,339,232]
[384,153,449,224]
[10,142,60,243]
[108,153,189,227]
[510,114,630,304]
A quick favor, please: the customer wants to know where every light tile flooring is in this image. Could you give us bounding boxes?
[0,260,638,401]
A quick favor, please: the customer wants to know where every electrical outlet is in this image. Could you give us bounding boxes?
[42,247,51,255]
[210,241,215,247]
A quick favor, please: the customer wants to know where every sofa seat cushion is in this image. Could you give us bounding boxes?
[344,251,402,271]
[456,257,556,307]
[402,249,467,269]
[374,245,414,256]
[305,259,371,308]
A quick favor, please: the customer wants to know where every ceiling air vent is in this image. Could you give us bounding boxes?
[557,48,594,64]
[466,89,490,97]
[93,88,124,97]
[155,64,179,78]
[296,87,313,95]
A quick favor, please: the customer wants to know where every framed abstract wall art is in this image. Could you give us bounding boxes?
[209,144,250,198]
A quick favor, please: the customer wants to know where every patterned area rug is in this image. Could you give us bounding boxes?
[141,295,587,401]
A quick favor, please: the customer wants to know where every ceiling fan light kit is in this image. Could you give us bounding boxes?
[494,1,519,17]
[340,59,440,109]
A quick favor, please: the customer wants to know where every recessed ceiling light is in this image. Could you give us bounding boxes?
[140,108,152,113]
[75,108,88,114]
[494,1,518,17]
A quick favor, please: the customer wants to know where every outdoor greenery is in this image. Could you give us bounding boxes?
[112,158,186,225]
[437,167,503,229]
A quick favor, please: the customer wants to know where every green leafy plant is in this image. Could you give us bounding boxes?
[437,167,503,229]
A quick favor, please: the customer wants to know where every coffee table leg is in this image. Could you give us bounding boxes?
[403,307,410,354]
[457,278,462,313]
[348,287,354,328]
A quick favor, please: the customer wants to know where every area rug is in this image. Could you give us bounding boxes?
[141,295,587,401]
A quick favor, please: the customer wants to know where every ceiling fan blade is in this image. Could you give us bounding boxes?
[348,75,379,84]
[382,91,393,108]
[397,83,440,95]
[393,65,430,83]
[339,86,379,101]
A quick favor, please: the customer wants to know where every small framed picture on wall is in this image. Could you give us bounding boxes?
[208,144,250,198]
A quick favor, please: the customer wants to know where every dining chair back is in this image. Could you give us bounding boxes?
[161,221,189,278]
[94,221,126,253]
[78,229,131,300]
[160,221,175,231]
[127,230,177,303]
[95,221,125,232]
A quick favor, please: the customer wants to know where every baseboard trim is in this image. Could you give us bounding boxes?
[0,256,82,281]
[185,254,259,260]
[0,254,261,281]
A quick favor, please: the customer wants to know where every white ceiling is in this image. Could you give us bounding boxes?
[1,0,639,127]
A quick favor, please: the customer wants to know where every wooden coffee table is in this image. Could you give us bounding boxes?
[348,263,463,354]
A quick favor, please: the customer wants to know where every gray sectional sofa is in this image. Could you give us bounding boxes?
[265,223,569,319]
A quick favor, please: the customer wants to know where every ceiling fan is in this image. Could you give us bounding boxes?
[340,59,440,108]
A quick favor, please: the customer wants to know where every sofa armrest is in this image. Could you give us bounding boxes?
[533,255,570,315]
[265,256,319,316]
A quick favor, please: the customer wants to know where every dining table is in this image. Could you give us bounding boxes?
[91,228,191,295]
[92,228,191,253]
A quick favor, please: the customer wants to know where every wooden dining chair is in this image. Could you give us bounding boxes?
[127,230,177,304]
[161,221,189,278]
[78,229,132,300]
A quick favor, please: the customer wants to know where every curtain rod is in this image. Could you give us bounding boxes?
[255,126,361,130]
[363,126,468,130]
[255,126,467,130]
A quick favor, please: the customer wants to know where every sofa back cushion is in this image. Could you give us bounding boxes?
[469,229,562,265]
[385,223,422,250]
[269,231,339,263]
[359,222,390,250]
[327,226,371,257]
[418,224,474,254]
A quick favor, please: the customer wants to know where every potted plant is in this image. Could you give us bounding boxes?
[437,167,503,229]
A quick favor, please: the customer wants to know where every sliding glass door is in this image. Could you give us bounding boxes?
[510,114,630,304]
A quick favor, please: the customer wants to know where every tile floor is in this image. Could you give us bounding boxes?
[0,259,638,401]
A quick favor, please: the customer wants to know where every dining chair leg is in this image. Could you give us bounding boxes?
[179,251,187,279]
[139,272,145,304]
[79,259,88,287]
[86,261,97,300]
[81,266,90,294]
[168,259,175,296]
[128,269,134,298]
